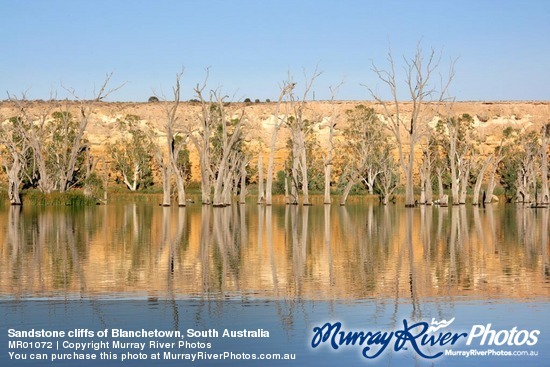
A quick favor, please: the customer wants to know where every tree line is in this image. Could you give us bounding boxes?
[1,49,549,208]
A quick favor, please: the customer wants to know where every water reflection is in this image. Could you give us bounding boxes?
[0,201,548,300]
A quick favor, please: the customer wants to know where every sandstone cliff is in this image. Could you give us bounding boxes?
[1,100,548,182]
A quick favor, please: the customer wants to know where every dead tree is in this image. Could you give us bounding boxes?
[472,155,493,205]
[431,136,448,203]
[58,74,124,192]
[440,113,475,205]
[498,128,539,203]
[164,71,188,206]
[265,79,295,205]
[0,116,30,205]
[210,92,246,207]
[9,96,55,193]
[286,69,322,206]
[190,82,246,207]
[516,131,540,203]
[189,71,214,205]
[9,74,124,194]
[240,158,248,204]
[486,138,505,203]
[447,117,460,204]
[152,135,172,206]
[376,146,400,205]
[323,82,343,204]
[458,158,471,204]
[419,145,435,205]
[367,44,455,207]
[539,122,549,204]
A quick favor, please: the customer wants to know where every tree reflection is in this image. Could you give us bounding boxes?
[0,201,547,301]
[324,204,334,288]
[542,208,549,282]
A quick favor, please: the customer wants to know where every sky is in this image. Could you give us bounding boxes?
[1,0,549,102]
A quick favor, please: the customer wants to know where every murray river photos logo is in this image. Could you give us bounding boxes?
[310,318,540,359]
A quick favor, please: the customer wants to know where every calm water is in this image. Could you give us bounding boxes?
[0,199,549,366]
[0,200,548,300]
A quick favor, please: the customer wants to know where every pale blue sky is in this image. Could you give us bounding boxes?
[1,0,549,101]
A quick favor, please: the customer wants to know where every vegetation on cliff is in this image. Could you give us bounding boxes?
[0,65,549,207]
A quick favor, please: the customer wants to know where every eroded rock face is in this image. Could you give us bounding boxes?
[1,100,548,181]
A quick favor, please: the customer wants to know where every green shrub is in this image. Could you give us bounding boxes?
[22,190,99,206]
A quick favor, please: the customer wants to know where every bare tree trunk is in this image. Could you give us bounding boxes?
[209,94,245,207]
[213,164,227,207]
[419,162,428,205]
[436,168,444,201]
[323,162,332,204]
[426,175,433,204]
[420,145,435,205]
[449,130,460,205]
[240,159,247,204]
[378,161,398,205]
[213,145,241,207]
[162,71,187,207]
[459,161,470,204]
[3,153,23,205]
[450,168,460,205]
[485,165,498,203]
[290,146,299,205]
[541,124,549,204]
[419,188,432,205]
[200,154,212,205]
[365,169,379,195]
[323,83,341,205]
[152,133,172,207]
[380,168,399,205]
[160,163,171,206]
[174,172,186,206]
[232,163,240,199]
[340,179,356,206]
[102,159,109,204]
[222,171,233,206]
[257,150,264,204]
[473,155,493,205]
[266,83,294,205]
[7,168,22,205]
[190,72,213,205]
[284,175,289,205]
[382,192,391,205]
[298,132,310,206]
[265,119,281,206]
[120,162,139,191]
[405,163,415,207]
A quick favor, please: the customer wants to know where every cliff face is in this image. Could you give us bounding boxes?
[1,100,549,181]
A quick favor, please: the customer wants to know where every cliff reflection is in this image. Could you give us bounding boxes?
[0,202,548,300]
